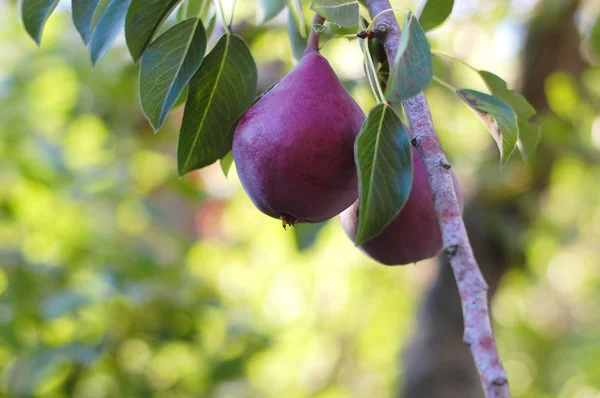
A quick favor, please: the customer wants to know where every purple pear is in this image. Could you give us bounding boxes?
[340,148,463,265]
[233,48,365,226]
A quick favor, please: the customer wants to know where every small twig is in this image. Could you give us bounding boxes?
[364,1,511,397]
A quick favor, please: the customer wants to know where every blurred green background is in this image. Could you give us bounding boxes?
[1,0,600,397]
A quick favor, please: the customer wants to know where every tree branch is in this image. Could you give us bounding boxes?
[364,1,510,397]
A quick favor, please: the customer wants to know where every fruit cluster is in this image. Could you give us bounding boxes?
[233,45,463,266]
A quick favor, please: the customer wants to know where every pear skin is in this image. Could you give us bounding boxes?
[233,50,365,224]
[340,148,463,265]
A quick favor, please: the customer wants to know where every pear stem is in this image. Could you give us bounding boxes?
[306,14,326,54]
[365,1,511,397]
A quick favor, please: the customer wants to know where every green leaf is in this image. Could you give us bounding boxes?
[456,89,518,165]
[312,21,340,34]
[205,13,217,38]
[288,0,306,38]
[310,0,359,28]
[72,0,102,44]
[178,34,257,175]
[21,0,60,45]
[385,13,433,102]
[294,222,327,251]
[140,17,207,131]
[355,103,413,245]
[177,0,211,21]
[478,71,540,160]
[89,0,132,66]
[90,0,112,31]
[175,0,187,21]
[286,7,307,63]
[178,2,215,36]
[173,85,189,108]
[257,0,287,23]
[313,21,356,43]
[219,79,281,159]
[417,0,454,32]
[125,0,183,62]
[220,151,234,177]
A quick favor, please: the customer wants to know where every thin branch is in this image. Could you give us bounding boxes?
[363,1,511,397]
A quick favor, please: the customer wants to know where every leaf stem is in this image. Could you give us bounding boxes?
[214,0,231,34]
[432,75,457,92]
[230,0,236,27]
[431,50,479,73]
[361,38,385,103]
[432,51,498,95]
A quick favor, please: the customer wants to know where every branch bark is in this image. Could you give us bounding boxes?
[400,203,513,398]
[399,1,587,396]
[364,1,510,397]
